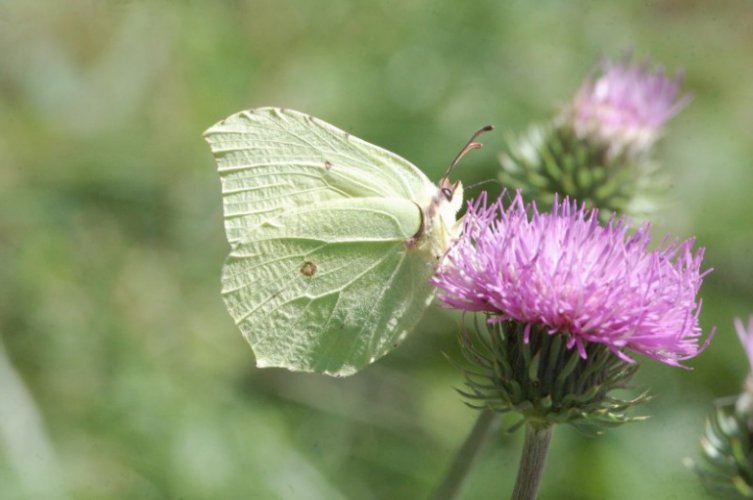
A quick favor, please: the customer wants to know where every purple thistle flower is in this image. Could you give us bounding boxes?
[564,56,691,157]
[735,316,753,373]
[432,191,713,367]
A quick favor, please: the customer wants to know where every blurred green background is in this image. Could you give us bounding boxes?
[1,1,752,498]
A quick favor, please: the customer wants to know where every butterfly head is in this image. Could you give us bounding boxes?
[410,177,464,260]
[410,124,493,260]
[436,177,464,247]
[437,177,464,221]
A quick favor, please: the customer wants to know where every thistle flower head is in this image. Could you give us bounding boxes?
[564,56,690,157]
[432,191,713,367]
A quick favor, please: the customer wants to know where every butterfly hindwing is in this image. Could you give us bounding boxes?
[221,197,434,376]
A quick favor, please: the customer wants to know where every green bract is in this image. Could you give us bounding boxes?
[455,320,650,434]
[499,124,664,220]
[204,108,463,377]
[690,395,753,498]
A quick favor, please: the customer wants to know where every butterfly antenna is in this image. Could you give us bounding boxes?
[444,125,495,179]
[464,178,504,192]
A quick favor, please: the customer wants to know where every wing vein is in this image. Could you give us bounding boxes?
[230,242,399,323]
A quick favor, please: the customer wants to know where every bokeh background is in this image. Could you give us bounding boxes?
[2,1,752,498]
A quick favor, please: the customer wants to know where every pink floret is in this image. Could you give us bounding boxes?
[565,56,690,156]
[432,191,713,367]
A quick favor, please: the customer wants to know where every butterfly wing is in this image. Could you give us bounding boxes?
[204,108,442,376]
[204,107,436,244]
[221,197,435,376]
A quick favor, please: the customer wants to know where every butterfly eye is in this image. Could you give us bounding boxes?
[442,187,453,201]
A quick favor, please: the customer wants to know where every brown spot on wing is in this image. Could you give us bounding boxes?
[300,261,317,277]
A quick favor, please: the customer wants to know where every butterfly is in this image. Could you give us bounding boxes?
[204,107,489,376]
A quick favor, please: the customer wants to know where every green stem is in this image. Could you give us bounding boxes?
[510,423,553,500]
[431,409,496,500]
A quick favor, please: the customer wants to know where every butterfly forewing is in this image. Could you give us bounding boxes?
[204,107,435,244]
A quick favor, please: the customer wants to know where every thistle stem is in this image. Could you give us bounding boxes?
[431,409,496,500]
[511,423,553,500]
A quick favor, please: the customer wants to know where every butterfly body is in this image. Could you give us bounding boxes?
[205,108,462,376]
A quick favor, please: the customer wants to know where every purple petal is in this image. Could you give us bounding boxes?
[431,191,713,367]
